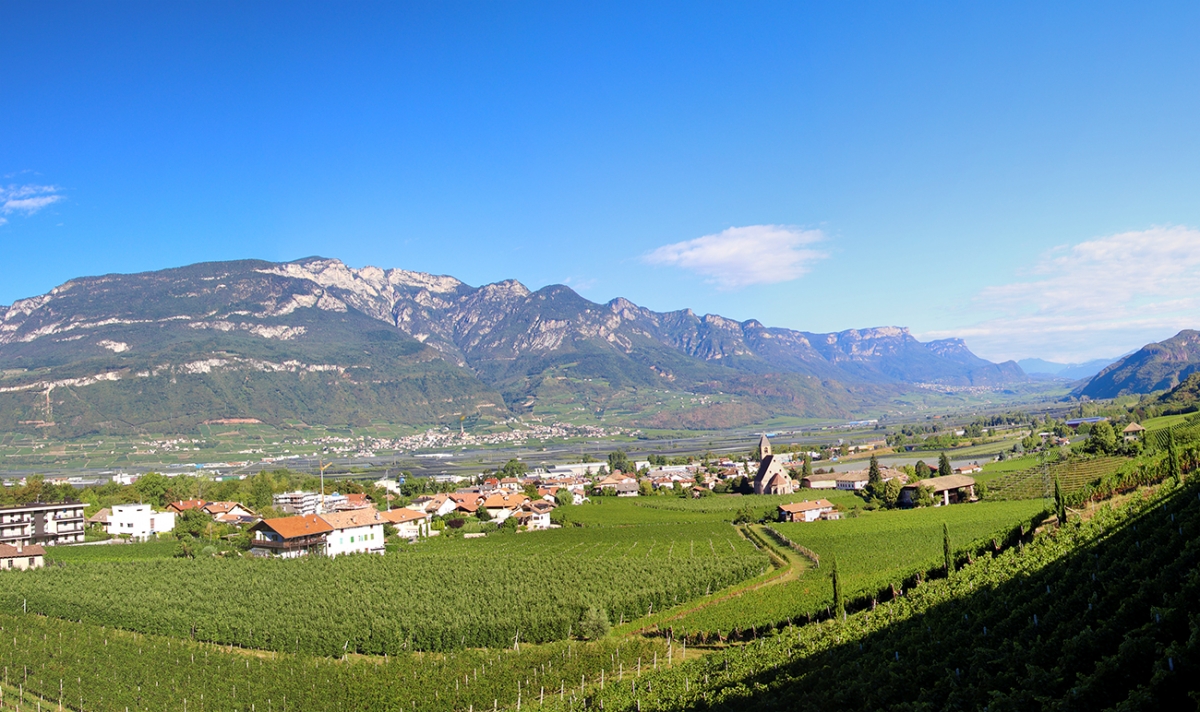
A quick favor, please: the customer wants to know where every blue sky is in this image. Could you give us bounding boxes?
[3,1,1199,363]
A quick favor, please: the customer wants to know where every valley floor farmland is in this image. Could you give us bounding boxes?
[0,488,1075,710]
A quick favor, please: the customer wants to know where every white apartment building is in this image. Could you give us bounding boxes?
[106,504,176,541]
[0,502,86,547]
[273,491,320,516]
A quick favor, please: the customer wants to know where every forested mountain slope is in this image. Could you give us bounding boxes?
[1079,329,1200,399]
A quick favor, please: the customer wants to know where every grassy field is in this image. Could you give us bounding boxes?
[561,491,865,526]
[1140,412,1194,431]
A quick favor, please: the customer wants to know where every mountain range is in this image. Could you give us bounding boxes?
[0,257,1026,436]
[1017,357,1119,381]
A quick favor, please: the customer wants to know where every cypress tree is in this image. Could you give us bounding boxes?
[868,454,883,488]
[938,452,953,478]
[802,454,813,480]
[831,555,845,620]
[1166,429,1182,483]
[943,522,954,576]
[1054,476,1067,525]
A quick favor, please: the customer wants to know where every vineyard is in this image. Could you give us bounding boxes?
[545,478,1200,711]
[985,455,1129,500]
[562,492,862,527]
[43,539,181,564]
[664,499,1046,639]
[0,613,666,711]
[0,523,766,655]
[1146,411,1200,449]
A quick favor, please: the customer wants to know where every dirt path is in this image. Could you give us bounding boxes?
[622,523,809,635]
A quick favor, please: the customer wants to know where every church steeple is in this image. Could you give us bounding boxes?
[758,434,772,458]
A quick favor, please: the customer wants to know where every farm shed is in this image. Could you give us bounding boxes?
[899,474,977,507]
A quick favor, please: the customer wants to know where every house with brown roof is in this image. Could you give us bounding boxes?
[483,493,530,522]
[166,499,207,514]
[332,493,372,511]
[834,467,907,491]
[777,499,839,523]
[520,500,556,530]
[0,543,44,570]
[800,473,838,489]
[202,501,258,523]
[320,509,386,556]
[408,493,457,518]
[249,514,333,558]
[899,474,977,507]
[382,508,431,540]
[1123,422,1146,441]
[449,493,485,515]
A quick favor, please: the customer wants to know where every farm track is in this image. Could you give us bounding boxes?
[624,524,808,638]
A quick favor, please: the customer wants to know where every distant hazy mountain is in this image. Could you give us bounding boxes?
[1077,330,1200,399]
[0,257,1026,435]
[1018,357,1119,381]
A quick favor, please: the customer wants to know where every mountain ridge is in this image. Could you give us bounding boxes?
[0,257,1026,435]
[1076,330,1200,399]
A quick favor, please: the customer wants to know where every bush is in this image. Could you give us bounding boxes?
[577,607,610,640]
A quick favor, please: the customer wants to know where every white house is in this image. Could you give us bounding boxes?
[520,500,555,530]
[777,499,839,523]
[319,509,386,556]
[407,493,457,518]
[483,493,529,522]
[106,504,176,541]
[382,507,431,540]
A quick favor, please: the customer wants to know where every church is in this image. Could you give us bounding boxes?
[753,434,795,495]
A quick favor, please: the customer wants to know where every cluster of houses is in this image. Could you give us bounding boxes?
[249,482,567,557]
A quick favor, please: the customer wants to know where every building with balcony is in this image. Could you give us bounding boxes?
[0,502,86,547]
[249,514,332,558]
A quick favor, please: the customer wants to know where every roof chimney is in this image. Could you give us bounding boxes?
[16,542,22,553]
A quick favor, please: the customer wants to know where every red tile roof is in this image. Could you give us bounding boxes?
[319,509,384,530]
[167,499,206,512]
[778,499,835,513]
[254,514,333,539]
[382,508,428,524]
[0,544,45,558]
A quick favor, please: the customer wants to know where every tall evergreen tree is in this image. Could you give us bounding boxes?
[938,452,953,478]
[943,523,954,576]
[1054,476,1067,525]
[1166,429,1182,483]
[868,454,883,488]
[831,555,845,620]
[802,454,813,479]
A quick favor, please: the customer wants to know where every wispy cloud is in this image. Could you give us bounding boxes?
[0,184,64,225]
[924,225,1200,362]
[643,225,828,290]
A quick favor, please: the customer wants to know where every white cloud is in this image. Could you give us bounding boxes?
[643,225,828,290]
[924,225,1200,363]
[0,184,63,221]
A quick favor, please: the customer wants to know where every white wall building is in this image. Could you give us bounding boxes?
[107,504,176,541]
[273,491,320,516]
[320,509,386,556]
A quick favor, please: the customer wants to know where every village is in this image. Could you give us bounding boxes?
[0,434,987,566]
